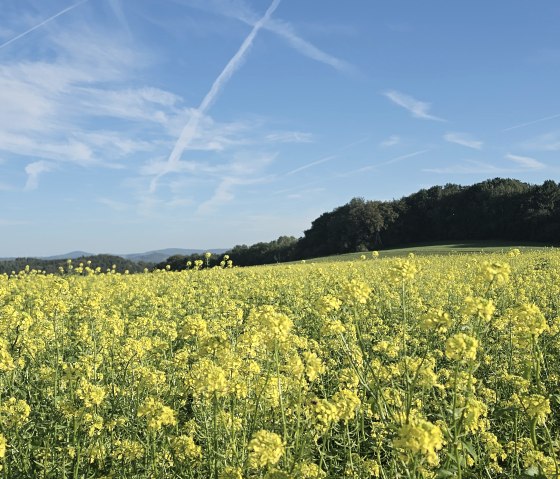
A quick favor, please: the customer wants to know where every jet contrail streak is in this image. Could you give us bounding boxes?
[0,0,88,50]
[502,113,560,132]
[150,0,281,192]
[285,155,336,176]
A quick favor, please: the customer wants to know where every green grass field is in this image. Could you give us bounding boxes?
[299,240,554,263]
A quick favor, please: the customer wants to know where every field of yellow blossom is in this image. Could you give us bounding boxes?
[1,249,559,478]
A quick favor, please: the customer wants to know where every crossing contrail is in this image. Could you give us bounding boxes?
[0,0,89,51]
[149,0,282,192]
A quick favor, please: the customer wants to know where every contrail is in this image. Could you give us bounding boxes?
[0,0,88,50]
[502,113,560,132]
[285,155,336,176]
[150,0,281,192]
[344,149,430,176]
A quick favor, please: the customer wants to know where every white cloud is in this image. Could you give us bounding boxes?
[107,0,131,36]
[286,187,325,199]
[505,153,545,169]
[383,90,445,121]
[379,135,400,147]
[266,131,314,143]
[444,132,483,150]
[423,160,505,175]
[521,131,560,151]
[24,161,56,191]
[0,26,201,190]
[197,175,272,214]
[96,197,129,212]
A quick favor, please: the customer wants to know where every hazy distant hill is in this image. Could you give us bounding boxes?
[44,251,94,260]
[121,248,227,264]
[0,248,227,264]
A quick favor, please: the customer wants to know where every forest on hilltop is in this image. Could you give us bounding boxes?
[164,177,558,268]
[3,178,559,274]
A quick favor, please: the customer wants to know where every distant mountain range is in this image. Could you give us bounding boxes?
[121,248,227,264]
[0,248,228,264]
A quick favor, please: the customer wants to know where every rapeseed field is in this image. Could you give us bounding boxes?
[0,250,559,478]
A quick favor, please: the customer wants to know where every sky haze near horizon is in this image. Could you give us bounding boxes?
[1,0,560,256]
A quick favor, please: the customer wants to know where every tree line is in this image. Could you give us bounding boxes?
[217,177,559,266]
[0,255,152,275]
[4,177,558,274]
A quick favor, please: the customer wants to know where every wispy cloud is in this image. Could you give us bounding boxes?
[150,0,282,192]
[502,113,560,132]
[521,131,560,151]
[266,131,314,143]
[444,132,483,150]
[97,197,129,212]
[383,90,446,121]
[0,25,160,184]
[423,160,505,175]
[0,0,88,50]
[107,0,131,36]
[24,161,56,191]
[286,187,325,199]
[198,152,276,213]
[379,135,400,147]
[505,153,545,170]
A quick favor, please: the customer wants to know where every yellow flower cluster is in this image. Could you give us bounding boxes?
[170,435,202,462]
[480,260,511,284]
[394,418,444,466]
[462,296,495,323]
[521,394,551,425]
[316,294,342,315]
[388,258,418,283]
[419,308,451,332]
[76,379,106,408]
[0,397,31,429]
[188,358,229,399]
[112,439,144,463]
[0,434,6,459]
[509,303,549,347]
[332,389,361,422]
[248,430,284,468]
[341,279,371,305]
[248,305,293,344]
[137,397,177,431]
[0,339,14,372]
[445,333,479,362]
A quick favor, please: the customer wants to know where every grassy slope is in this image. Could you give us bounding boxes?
[297,240,554,264]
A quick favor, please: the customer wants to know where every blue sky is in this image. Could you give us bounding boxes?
[1,0,559,256]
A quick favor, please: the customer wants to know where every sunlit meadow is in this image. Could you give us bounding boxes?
[1,250,560,478]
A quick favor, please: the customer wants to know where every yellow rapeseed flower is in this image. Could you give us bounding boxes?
[445,333,479,362]
[137,397,177,432]
[248,430,284,469]
[0,434,6,459]
[394,418,444,466]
